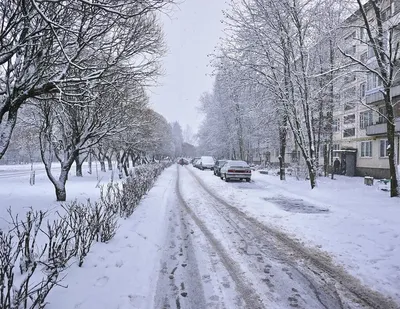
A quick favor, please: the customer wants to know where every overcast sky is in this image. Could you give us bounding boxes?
[148,0,229,134]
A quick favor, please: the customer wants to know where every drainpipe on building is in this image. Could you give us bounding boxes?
[398,136,400,166]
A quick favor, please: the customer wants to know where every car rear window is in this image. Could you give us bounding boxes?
[228,161,249,168]
[201,156,214,164]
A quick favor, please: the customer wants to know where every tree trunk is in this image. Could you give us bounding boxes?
[0,107,18,160]
[131,153,139,167]
[305,160,317,189]
[88,151,92,174]
[55,185,67,202]
[279,115,288,181]
[323,144,329,177]
[123,162,129,177]
[385,94,399,197]
[106,156,113,171]
[99,160,106,172]
[329,37,335,180]
[75,155,83,177]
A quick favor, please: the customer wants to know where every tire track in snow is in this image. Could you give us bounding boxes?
[176,167,266,309]
[185,166,399,309]
[153,169,208,309]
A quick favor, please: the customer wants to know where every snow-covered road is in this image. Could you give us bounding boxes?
[166,166,397,309]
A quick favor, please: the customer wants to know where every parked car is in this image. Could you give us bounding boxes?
[220,160,251,182]
[191,157,200,165]
[178,158,189,165]
[193,159,202,169]
[199,156,215,170]
[213,160,227,176]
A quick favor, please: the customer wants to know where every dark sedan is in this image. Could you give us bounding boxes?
[213,160,227,177]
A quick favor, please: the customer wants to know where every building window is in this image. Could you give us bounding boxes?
[380,139,389,157]
[360,110,373,129]
[341,86,356,100]
[367,72,378,90]
[333,118,340,132]
[344,74,356,83]
[378,107,387,124]
[360,52,367,63]
[345,31,357,41]
[361,141,372,157]
[361,141,373,157]
[344,101,356,111]
[343,128,355,137]
[368,41,375,59]
[344,114,355,124]
[360,82,366,98]
[381,7,391,22]
[332,144,340,156]
[360,28,367,42]
[291,150,300,163]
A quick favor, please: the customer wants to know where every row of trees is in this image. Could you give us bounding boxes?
[0,0,180,201]
[198,0,400,197]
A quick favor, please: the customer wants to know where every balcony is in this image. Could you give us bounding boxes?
[366,118,400,136]
[366,84,400,104]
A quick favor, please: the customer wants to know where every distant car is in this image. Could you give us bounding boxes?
[220,160,251,182]
[199,156,215,170]
[191,157,200,165]
[178,158,189,165]
[213,160,227,176]
[193,159,202,169]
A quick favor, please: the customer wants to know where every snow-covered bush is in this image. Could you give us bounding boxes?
[120,162,172,218]
[60,201,97,267]
[0,210,65,309]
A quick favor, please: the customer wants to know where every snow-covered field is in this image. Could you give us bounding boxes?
[189,166,400,302]
[0,162,114,230]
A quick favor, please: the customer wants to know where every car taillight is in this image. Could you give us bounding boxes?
[228,169,235,173]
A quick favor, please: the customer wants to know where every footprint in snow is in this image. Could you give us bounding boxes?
[94,276,109,287]
[115,260,124,268]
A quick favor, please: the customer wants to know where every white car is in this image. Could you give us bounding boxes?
[220,160,251,182]
[199,156,215,170]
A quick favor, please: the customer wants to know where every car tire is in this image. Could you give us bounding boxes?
[225,174,229,182]
[246,178,251,182]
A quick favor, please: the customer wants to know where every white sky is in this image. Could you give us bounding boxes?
[149,0,229,133]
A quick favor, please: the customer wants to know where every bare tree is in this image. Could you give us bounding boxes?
[0,0,173,160]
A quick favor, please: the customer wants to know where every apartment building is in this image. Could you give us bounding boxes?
[333,0,400,179]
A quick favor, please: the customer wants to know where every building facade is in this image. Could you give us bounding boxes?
[333,0,400,179]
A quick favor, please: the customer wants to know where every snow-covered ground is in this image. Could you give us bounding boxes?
[189,166,400,302]
[0,162,114,230]
[1,163,399,308]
